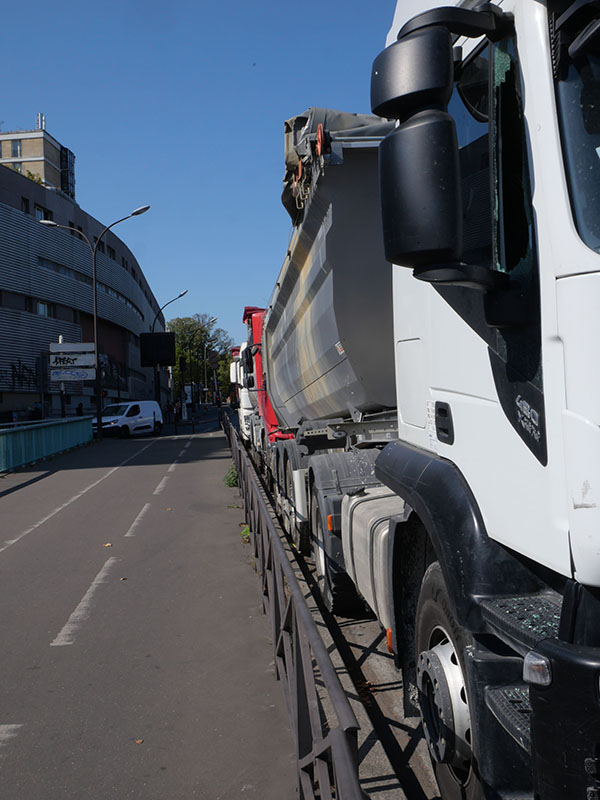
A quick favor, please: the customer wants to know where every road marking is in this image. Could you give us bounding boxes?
[153,477,169,495]
[168,462,178,473]
[1,440,158,555]
[0,725,22,751]
[51,558,119,646]
[124,503,151,537]
[177,449,186,459]
[184,441,191,450]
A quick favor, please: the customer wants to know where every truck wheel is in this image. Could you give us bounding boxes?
[119,425,129,438]
[286,459,309,554]
[153,421,162,435]
[415,562,484,800]
[311,489,359,616]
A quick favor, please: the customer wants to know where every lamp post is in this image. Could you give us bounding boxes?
[40,204,150,437]
[150,289,188,404]
[204,316,218,403]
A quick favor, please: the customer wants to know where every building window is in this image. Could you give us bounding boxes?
[34,205,52,221]
[36,301,55,317]
[21,197,29,214]
[1,291,26,310]
[68,220,75,235]
[13,162,22,174]
[107,245,116,260]
[11,140,21,158]
[55,304,75,322]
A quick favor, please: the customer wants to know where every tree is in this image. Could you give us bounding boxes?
[168,314,234,403]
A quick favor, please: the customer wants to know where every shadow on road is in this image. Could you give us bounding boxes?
[0,407,234,498]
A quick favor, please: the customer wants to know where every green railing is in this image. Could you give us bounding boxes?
[0,417,93,473]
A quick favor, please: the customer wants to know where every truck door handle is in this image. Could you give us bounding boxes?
[435,402,454,445]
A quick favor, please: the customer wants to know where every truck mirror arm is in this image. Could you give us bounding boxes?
[397,4,514,43]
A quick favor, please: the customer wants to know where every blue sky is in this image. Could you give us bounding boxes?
[3,1,396,345]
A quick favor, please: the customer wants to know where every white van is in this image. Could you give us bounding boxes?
[93,400,163,437]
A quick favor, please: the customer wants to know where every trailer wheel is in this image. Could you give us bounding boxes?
[415,562,483,800]
[311,488,359,616]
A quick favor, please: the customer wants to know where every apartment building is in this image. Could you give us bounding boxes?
[0,114,76,200]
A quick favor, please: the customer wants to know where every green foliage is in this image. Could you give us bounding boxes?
[240,525,250,544]
[223,465,238,487]
[168,313,234,402]
[25,170,43,184]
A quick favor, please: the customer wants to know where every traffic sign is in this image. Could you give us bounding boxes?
[50,368,96,382]
[49,353,96,368]
[49,342,95,353]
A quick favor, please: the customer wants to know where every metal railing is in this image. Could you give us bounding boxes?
[222,413,367,800]
[0,417,93,473]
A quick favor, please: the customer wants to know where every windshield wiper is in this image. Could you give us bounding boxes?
[550,0,600,73]
[569,17,600,56]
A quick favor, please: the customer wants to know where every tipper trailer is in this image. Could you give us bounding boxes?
[234,0,600,796]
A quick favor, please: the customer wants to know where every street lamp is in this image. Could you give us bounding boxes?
[40,204,150,437]
[150,289,188,402]
[204,316,218,403]
[151,289,188,333]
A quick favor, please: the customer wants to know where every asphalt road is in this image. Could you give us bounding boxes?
[0,413,295,799]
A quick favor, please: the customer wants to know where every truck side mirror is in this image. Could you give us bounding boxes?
[371,26,454,120]
[242,348,254,374]
[379,109,462,267]
[372,26,462,269]
[371,4,512,292]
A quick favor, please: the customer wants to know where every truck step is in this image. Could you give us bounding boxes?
[479,593,561,653]
[485,685,531,753]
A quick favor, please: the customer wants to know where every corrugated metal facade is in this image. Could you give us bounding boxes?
[0,193,161,414]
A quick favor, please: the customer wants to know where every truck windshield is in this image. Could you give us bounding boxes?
[556,52,600,252]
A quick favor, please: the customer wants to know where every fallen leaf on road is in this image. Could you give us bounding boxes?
[135,739,144,744]
[120,577,127,581]
[167,507,172,511]
[103,543,112,547]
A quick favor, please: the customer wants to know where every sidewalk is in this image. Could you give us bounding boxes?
[191,423,297,798]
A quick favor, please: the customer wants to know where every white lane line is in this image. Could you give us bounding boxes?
[184,441,191,450]
[168,462,178,473]
[1,440,158,555]
[153,477,169,495]
[177,449,187,459]
[0,725,22,751]
[50,557,119,647]
[124,503,151,538]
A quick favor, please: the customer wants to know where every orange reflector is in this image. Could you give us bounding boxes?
[386,628,394,654]
[327,514,334,532]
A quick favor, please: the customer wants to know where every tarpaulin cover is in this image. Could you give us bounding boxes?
[281,107,394,223]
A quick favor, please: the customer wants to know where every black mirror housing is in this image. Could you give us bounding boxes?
[380,110,462,266]
[371,27,454,120]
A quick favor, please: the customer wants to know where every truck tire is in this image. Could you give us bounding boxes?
[415,562,484,800]
[311,488,360,616]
